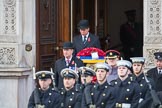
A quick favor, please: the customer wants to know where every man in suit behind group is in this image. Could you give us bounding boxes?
[53,42,84,90]
[120,9,143,60]
[147,52,162,92]
[73,19,101,55]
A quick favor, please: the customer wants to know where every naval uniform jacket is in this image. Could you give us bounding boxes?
[137,73,156,108]
[147,67,162,92]
[28,87,61,108]
[73,33,101,54]
[81,83,94,108]
[82,81,115,108]
[54,57,84,89]
[111,77,140,108]
[136,73,154,99]
[60,87,82,108]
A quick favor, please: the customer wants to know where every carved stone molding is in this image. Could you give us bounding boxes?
[144,36,162,44]
[0,35,17,43]
[147,0,162,35]
[144,48,161,67]
[3,0,16,34]
[0,47,16,65]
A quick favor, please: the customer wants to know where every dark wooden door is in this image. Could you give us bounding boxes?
[36,0,59,70]
[72,0,109,51]
[36,0,71,70]
[73,0,108,37]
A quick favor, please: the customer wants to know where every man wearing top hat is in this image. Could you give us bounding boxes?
[53,42,84,90]
[147,52,162,92]
[73,19,101,55]
[111,60,140,108]
[105,50,120,83]
[28,71,61,108]
[81,63,115,108]
[59,68,82,108]
[120,9,143,60]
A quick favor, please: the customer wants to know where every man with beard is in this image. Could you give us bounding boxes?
[28,71,61,108]
[60,68,82,108]
[130,57,155,108]
[111,60,140,108]
[81,63,115,108]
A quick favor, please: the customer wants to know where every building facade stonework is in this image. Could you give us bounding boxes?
[0,0,161,108]
[0,0,36,108]
[144,0,162,68]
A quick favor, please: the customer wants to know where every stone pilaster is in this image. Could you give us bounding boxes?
[0,0,36,68]
[143,0,162,69]
[0,0,36,108]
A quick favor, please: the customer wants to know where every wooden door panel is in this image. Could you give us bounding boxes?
[36,0,58,70]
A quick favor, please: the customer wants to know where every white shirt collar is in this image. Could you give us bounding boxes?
[157,68,162,74]
[82,32,89,39]
[65,56,72,61]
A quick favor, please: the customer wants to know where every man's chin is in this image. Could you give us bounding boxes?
[134,71,141,75]
[119,75,125,77]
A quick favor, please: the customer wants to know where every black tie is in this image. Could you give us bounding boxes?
[83,36,87,44]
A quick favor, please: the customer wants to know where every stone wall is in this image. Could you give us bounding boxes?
[0,0,36,108]
[143,0,162,69]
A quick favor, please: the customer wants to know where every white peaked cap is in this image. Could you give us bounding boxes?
[130,57,145,63]
[117,60,132,68]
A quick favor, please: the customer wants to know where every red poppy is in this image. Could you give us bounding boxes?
[72,61,75,65]
[88,37,90,42]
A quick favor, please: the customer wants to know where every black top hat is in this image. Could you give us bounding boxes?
[105,50,120,59]
[125,9,136,16]
[154,52,162,60]
[36,71,53,80]
[63,42,74,49]
[77,19,89,29]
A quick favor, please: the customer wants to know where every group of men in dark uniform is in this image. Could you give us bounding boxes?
[28,51,162,108]
[28,19,162,108]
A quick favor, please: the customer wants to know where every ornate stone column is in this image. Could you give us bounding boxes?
[144,0,162,69]
[0,0,36,108]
